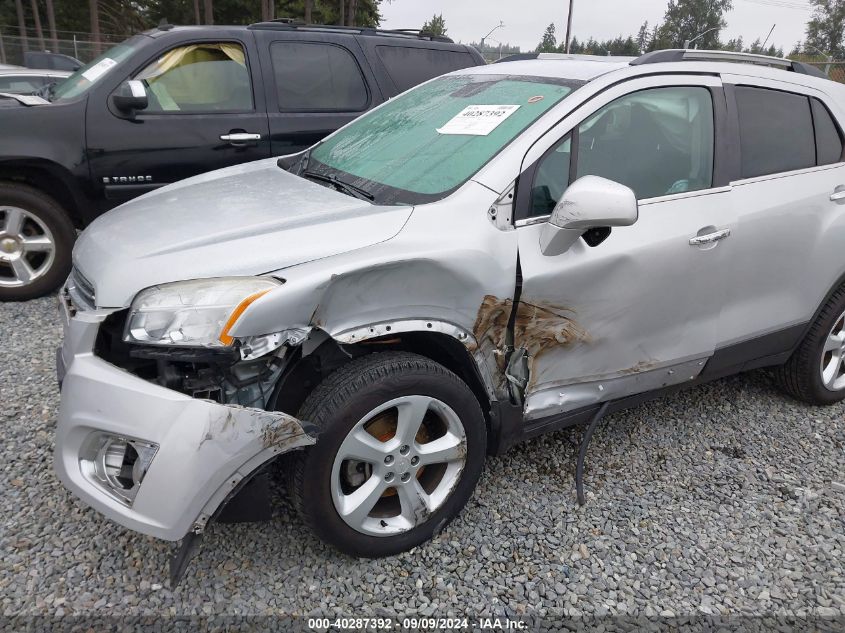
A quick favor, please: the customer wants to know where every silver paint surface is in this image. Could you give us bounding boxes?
[55,58,845,539]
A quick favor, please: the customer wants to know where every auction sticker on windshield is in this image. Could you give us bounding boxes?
[81,57,118,83]
[437,104,520,136]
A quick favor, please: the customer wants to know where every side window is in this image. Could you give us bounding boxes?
[530,86,714,215]
[735,86,815,179]
[135,42,252,112]
[270,41,368,111]
[811,98,844,166]
[376,46,477,94]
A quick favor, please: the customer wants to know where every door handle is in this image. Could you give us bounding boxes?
[830,186,845,202]
[220,132,261,143]
[689,228,731,246]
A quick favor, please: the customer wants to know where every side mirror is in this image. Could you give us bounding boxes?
[540,176,638,256]
[111,80,148,115]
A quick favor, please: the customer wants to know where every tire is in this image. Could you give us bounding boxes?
[288,351,487,558]
[775,284,845,405]
[0,182,75,301]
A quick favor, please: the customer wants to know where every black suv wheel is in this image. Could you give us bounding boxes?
[0,183,75,301]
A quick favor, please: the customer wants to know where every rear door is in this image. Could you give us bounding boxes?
[713,76,845,367]
[86,30,270,205]
[254,30,381,156]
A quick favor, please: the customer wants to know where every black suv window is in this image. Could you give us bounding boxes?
[375,45,476,93]
[270,41,368,111]
[735,86,816,179]
[530,86,714,215]
[812,98,844,166]
[136,42,253,112]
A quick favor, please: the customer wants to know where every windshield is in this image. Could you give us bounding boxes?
[307,74,577,205]
[52,36,144,102]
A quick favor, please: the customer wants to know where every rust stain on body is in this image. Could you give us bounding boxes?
[472,295,591,393]
[620,359,658,375]
[471,295,513,351]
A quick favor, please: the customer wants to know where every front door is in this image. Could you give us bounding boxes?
[86,34,271,206]
[513,76,733,420]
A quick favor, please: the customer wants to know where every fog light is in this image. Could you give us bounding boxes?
[80,434,158,506]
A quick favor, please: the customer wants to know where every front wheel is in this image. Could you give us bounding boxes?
[288,351,487,557]
[0,183,75,301]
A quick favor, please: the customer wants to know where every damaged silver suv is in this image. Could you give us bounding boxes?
[55,50,845,575]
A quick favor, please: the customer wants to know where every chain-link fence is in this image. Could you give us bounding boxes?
[0,27,125,67]
[806,61,845,83]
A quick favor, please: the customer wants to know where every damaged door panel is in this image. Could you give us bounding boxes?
[515,190,733,420]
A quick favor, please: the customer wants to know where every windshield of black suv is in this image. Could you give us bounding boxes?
[305,74,579,205]
[52,36,144,102]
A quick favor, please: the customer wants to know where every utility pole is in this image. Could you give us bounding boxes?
[565,0,575,54]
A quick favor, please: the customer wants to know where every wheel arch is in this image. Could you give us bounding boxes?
[270,328,496,448]
[0,159,87,228]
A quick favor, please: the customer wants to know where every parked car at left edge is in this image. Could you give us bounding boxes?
[0,66,69,95]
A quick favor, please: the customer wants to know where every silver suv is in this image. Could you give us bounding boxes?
[55,50,845,572]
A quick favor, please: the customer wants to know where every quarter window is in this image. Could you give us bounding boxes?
[135,42,252,112]
[811,98,844,166]
[270,41,368,111]
[735,86,815,179]
[530,86,714,215]
[375,45,477,94]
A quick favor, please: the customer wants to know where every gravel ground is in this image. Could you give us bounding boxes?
[1,296,844,626]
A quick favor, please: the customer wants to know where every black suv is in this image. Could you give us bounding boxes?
[0,22,483,300]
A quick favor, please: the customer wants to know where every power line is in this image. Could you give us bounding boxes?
[737,0,813,10]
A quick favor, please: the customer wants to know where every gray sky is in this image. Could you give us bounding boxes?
[380,0,815,54]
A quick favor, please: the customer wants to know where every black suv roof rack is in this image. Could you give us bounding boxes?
[631,49,827,78]
[248,20,454,43]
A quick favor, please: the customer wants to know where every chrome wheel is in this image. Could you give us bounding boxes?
[330,395,467,536]
[0,206,56,288]
[820,309,845,392]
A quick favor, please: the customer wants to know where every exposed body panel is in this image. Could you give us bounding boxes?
[54,300,315,541]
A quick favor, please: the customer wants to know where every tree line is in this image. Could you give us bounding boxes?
[535,0,845,61]
[1,0,385,54]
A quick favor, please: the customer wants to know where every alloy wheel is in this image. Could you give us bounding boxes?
[330,395,467,536]
[0,206,56,288]
[820,308,845,392]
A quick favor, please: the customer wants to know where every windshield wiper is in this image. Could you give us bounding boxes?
[302,170,374,201]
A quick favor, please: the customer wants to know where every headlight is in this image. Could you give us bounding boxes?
[124,277,281,347]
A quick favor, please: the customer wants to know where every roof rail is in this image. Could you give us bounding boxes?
[631,49,827,78]
[248,20,454,43]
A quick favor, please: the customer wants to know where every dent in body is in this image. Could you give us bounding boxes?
[472,294,592,398]
[228,183,519,400]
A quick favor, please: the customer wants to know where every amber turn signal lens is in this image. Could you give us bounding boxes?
[218,289,273,345]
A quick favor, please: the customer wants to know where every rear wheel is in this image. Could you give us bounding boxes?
[288,351,486,557]
[0,183,75,301]
[775,285,845,405]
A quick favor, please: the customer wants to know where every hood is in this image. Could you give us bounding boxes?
[74,158,413,308]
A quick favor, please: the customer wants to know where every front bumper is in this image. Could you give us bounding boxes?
[53,292,315,541]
